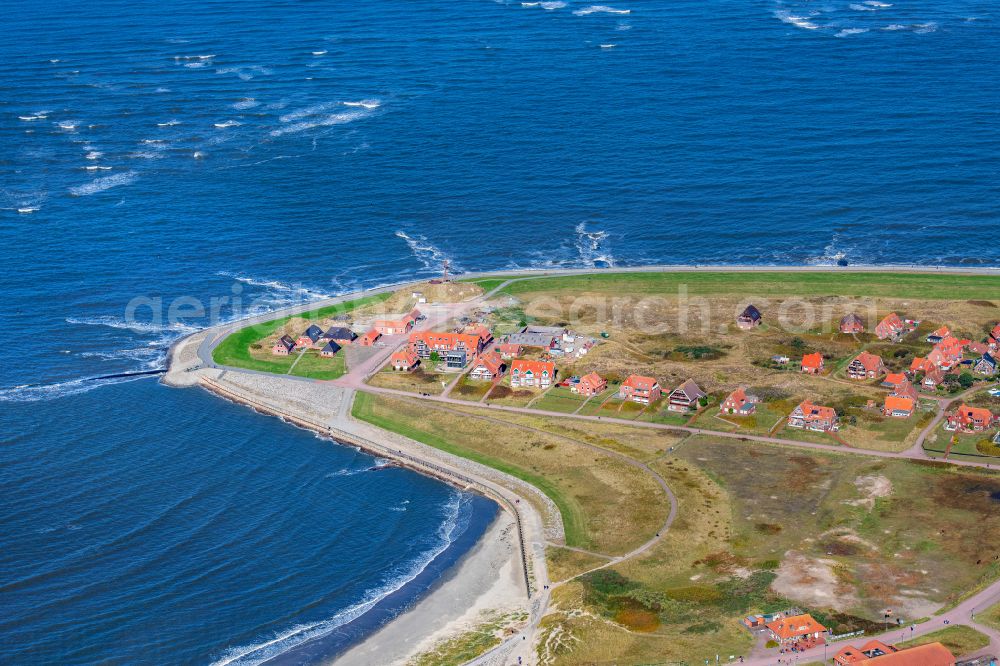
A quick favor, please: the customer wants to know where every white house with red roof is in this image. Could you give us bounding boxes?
[620,375,662,404]
[510,359,556,388]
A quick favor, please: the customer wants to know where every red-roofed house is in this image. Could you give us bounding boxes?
[410,331,488,360]
[620,375,662,405]
[574,372,607,397]
[881,372,908,390]
[926,326,951,344]
[497,343,522,359]
[922,367,945,390]
[272,334,296,356]
[788,400,839,431]
[765,613,826,646]
[927,336,963,370]
[374,310,420,336]
[390,349,419,371]
[883,395,915,418]
[946,404,995,432]
[801,352,825,374]
[510,359,556,388]
[720,388,757,416]
[847,352,886,380]
[990,323,1000,345]
[875,313,906,340]
[834,639,898,665]
[857,641,954,666]
[359,329,381,347]
[469,352,505,381]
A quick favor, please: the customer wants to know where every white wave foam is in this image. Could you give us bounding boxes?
[216,65,273,80]
[214,120,241,128]
[66,315,199,335]
[68,171,137,196]
[83,165,113,170]
[774,10,819,29]
[849,3,877,10]
[882,23,907,30]
[522,1,566,8]
[269,110,367,137]
[175,54,216,60]
[232,98,260,110]
[864,1,891,6]
[208,493,466,666]
[573,5,630,15]
[19,114,48,121]
[599,43,617,48]
[574,223,616,267]
[0,373,154,403]
[836,27,869,36]
[312,50,327,56]
[56,121,79,131]
[85,151,102,160]
[128,151,165,160]
[342,99,381,109]
[215,272,338,301]
[184,62,207,68]
[279,102,342,123]
[395,231,462,274]
[157,119,182,127]
[914,22,937,33]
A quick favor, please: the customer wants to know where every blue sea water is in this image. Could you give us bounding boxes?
[1,0,998,663]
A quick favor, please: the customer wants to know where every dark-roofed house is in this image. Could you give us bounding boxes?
[323,326,357,345]
[272,334,295,356]
[975,351,997,376]
[839,313,865,334]
[296,324,325,349]
[737,305,762,330]
[507,325,565,348]
[320,341,342,357]
[668,379,707,412]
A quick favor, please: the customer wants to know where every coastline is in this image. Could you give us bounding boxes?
[165,325,544,665]
[333,511,524,666]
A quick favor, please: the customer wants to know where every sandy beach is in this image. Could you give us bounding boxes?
[335,512,525,666]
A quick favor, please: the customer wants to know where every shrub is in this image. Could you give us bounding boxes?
[765,640,779,649]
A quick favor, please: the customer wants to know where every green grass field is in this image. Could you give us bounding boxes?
[485,271,1000,300]
[896,625,989,657]
[351,393,668,555]
[211,292,391,374]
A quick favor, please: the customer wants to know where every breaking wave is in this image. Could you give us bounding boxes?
[68,171,137,196]
[65,315,200,335]
[774,10,820,30]
[573,5,631,16]
[394,231,462,274]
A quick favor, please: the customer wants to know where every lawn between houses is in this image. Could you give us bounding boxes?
[210,292,392,378]
[353,393,1000,665]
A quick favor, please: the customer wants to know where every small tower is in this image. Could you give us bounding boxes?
[442,259,450,282]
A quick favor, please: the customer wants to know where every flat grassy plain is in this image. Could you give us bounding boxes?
[351,393,668,555]
[896,625,990,656]
[367,366,449,395]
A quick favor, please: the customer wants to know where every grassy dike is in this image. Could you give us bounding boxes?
[466,270,1000,300]
[210,292,392,378]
